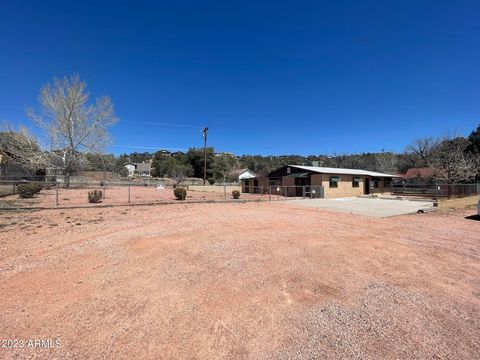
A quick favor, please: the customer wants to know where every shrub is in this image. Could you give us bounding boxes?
[208,178,215,185]
[17,183,36,198]
[232,190,240,199]
[30,182,43,194]
[88,190,103,203]
[173,187,187,200]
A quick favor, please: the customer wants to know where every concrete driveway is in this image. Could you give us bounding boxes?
[288,197,435,218]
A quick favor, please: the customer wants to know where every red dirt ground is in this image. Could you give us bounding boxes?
[0,202,479,359]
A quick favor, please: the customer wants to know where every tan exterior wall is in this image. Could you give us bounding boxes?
[321,174,364,198]
[258,172,394,198]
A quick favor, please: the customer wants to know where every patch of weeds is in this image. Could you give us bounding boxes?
[49,223,59,227]
[0,200,18,208]
[75,222,82,225]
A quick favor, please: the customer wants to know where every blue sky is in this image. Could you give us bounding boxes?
[0,0,479,155]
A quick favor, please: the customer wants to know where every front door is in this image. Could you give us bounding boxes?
[364,178,370,195]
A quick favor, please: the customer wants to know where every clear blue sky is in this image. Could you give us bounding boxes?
[0,0,479,155]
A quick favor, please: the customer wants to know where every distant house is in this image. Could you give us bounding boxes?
[402,167,442,180]
[157,150,171,156]
[230,168,257,181]
[214,152,235,157]
[124,161,152,177]
[170,151,185,157]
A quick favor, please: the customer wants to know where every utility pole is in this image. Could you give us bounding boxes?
[202,126,209,185]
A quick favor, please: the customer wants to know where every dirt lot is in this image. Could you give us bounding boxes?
[0,202,479,359]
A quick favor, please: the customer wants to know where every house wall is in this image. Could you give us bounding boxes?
[244,171,393,198]
[281,176,295,187]
[317,174,363,198]
[125,164,135,176]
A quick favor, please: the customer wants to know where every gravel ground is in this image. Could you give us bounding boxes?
[0,202,479,359]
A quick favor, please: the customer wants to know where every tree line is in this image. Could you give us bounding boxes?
[1,74,479,184]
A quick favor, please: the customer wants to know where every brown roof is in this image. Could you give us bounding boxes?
[403,167,441,179]
[135,162,151,172]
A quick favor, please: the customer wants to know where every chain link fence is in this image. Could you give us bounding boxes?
[391,183,480,199]
[0,182,329,209]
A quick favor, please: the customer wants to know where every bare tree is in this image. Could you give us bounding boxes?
[28,75,117,186]
[433,137,479,183]
[0,124,48,170]
[405,137,441,167]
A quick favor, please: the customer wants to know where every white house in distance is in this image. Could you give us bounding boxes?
[124,161,152,177]
[230,168,257,181]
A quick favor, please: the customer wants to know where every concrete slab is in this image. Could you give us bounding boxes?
[287,197,435,218]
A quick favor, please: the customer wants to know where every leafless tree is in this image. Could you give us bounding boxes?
[405,137,441,167]
[0,124,49,170]
[28,75,117,186]
[433,136,479,183]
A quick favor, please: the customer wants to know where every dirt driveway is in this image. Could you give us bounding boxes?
[0,202,479,359]
[288,197,434,217]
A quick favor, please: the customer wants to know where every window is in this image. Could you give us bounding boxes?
[329,176,340,188]
[352,177,361,188]
[373,180,379,188]
[384,180,391,188]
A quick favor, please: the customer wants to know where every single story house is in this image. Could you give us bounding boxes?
[241,165,398,198]
[229,168,257,181]
[124,161,152,177]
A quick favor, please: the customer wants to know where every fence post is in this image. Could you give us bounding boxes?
[302,186,305,199]
[224,182,226,203]
[103,182,106,199]
[12,182,16,195]
[269,186,271,201]
[128,184,131,204]
[55,183,59,206]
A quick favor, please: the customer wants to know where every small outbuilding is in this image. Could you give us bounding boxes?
[241,165,398,198]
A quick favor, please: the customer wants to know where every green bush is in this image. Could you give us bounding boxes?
[173,187,187,200]
[17,183,37,198]
[30,182,43,194]
[232,190,240,199]
[88,190,103,203]
[208,178,215,185]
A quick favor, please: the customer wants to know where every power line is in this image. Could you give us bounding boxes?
[109,145,188,151]
[118,120,202,129]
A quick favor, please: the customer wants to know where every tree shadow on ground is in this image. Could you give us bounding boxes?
[464,214,480,221]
